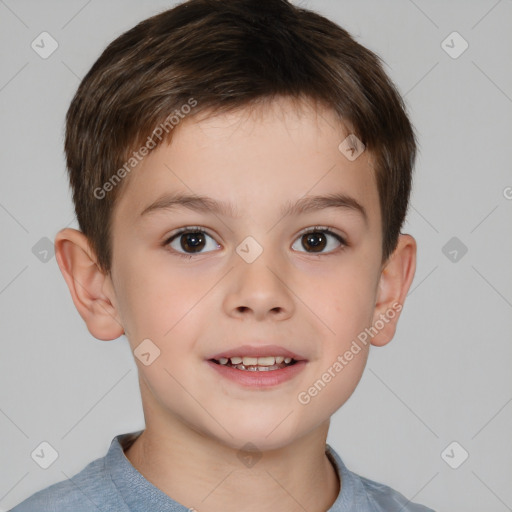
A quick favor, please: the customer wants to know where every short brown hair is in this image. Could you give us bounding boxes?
[65,0,416,273]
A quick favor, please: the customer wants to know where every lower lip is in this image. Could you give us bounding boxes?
[206,360,307,388]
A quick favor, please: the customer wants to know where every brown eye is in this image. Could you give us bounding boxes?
[292,228,345,254]
[166,228,220,256]
[302,232,327,252]
[180,232,206,253]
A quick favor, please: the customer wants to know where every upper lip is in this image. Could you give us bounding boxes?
[208,344,307,361]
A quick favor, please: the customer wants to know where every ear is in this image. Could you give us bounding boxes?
[54,228,124,341]
[370,234,417,347]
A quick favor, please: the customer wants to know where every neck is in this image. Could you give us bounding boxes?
[124,401,340,512]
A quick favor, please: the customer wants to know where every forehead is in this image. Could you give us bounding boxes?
[113,97,380,229]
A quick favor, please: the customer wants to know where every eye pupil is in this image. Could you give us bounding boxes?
[303,232,326,252]
[182,232,205,252]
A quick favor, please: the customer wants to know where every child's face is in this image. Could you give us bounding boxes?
[108,97,387,450]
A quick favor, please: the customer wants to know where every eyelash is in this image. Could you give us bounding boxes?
[163,225,348,259]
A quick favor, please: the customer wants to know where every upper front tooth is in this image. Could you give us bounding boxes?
[275,356,284,364]
[242,356,258,366]
[257,356,276,366]
[230,356,243,364]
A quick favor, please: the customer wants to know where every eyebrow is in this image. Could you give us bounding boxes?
[140,192,368,224]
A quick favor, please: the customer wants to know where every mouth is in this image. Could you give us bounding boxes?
[207,344,306,372]
[209,355,299,372]
[206,345,307,387]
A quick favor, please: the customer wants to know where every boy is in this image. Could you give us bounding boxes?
[10,0,434,510]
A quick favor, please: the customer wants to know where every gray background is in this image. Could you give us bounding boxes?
[1,1,511,510]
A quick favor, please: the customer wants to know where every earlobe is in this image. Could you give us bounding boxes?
[54,228,124,341]
[370,234,417,347]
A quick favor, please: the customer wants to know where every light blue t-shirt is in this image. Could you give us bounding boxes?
[10,431,435,511]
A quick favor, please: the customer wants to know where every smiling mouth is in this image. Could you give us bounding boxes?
[209,357,298,372]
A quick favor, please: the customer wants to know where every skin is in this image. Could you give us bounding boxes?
[54,97,416,512]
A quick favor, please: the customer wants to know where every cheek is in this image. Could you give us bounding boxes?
[112,252,198,343]
[311,259,378,337]
[296,336,370,419]
[118,268,206,395]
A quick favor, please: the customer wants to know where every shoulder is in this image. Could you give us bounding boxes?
[358,474,436,512]
[9,453,125,512]
[325,444,436,512]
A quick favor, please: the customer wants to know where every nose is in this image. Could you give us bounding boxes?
[223,249,295,322]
